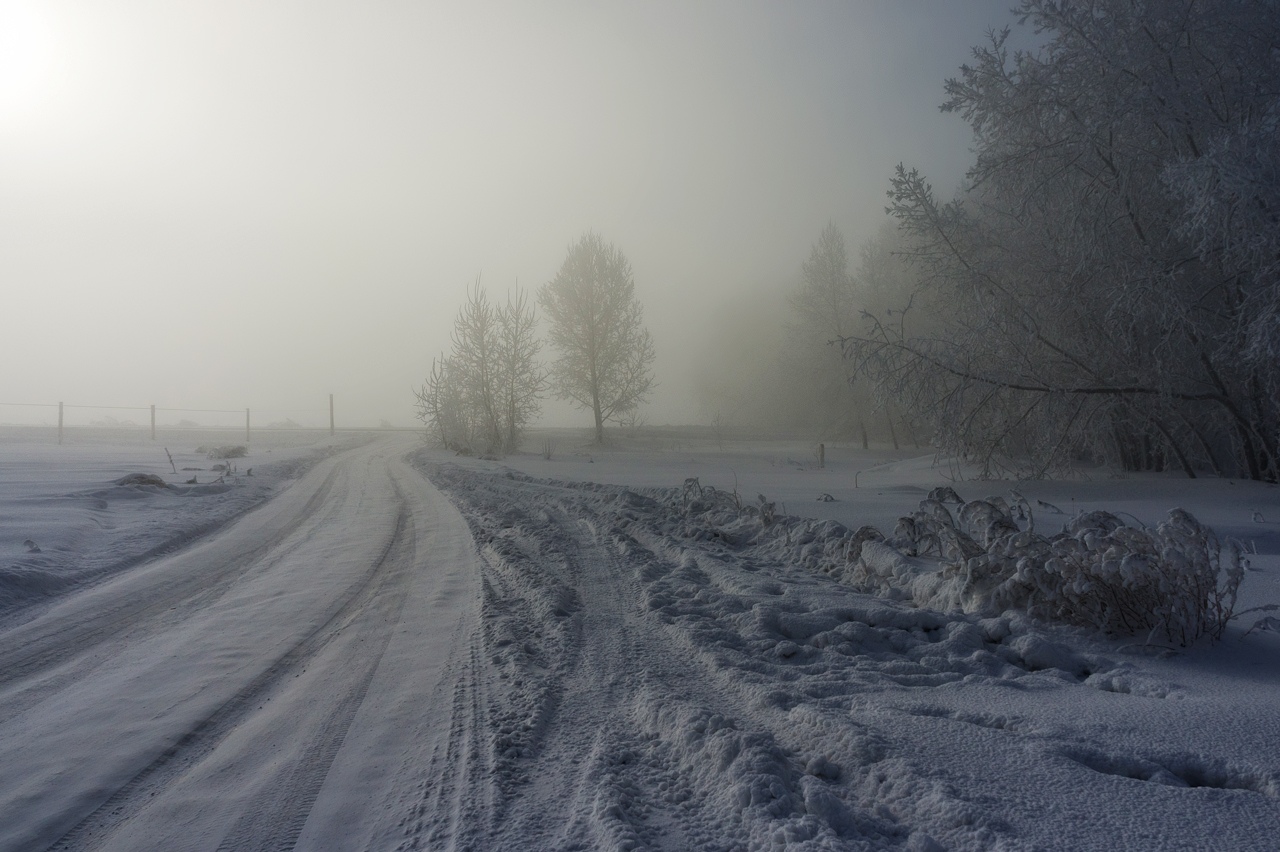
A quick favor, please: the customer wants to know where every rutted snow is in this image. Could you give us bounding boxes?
[0,433,479,851]
[420,444,1280,851]
[1,430,1278,850]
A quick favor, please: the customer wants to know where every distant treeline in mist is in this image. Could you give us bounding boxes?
[415,232,654,454]
[700,0,1280,482]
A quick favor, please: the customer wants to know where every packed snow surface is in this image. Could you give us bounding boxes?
[1,428,1278,850]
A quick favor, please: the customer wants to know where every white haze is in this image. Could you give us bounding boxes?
[1,0,1016,428]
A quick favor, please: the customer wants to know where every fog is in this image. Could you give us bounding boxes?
[1,0,1014,429]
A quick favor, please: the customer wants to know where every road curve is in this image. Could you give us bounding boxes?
[0,434,480,852]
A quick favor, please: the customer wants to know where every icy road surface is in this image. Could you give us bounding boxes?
[0,435,479,851]
[2,432,1279,850]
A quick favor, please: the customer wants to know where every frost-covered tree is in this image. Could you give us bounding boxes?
[786,222,922,447]
[495,287,546,453]
[844,0,1280,480]
[786,223,863,438]
[539,232,655,443]
[791,223,857,339]
[415,354,470,450]
[451,283,503,452]
[414,282,544,454]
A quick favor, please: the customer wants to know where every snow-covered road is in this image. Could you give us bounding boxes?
[2,432,1278,850]
[0,435,480,851]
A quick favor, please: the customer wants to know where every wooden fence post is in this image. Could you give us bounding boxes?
[150,404,156,440]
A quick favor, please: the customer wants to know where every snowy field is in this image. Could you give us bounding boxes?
[1,427,1278,850]
[0,427,357,613]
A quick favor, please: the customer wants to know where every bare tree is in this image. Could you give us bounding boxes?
[788,222,922,446]
[451,282,503,452]
[786,223,864,438]
[790,223,857,339]
[495,287,546,453]
[539,232,655,443]
[415,281,544,455]
[843,0,1280,480]
[414,353,475,452]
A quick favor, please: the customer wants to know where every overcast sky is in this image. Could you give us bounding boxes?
[1,0,1020,429]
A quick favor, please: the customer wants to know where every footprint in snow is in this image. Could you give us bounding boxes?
[1059,746,1280,797]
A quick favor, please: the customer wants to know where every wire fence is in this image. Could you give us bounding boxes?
[0,396,341,445]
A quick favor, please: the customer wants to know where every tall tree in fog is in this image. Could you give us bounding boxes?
[495,287,546,453]
[416,355,467,450]
[791,223,857,338]
[414,283,543,454]
[786,223,864,440]
[788,222,920,446]
[452,283,503,452]
[844,0,1280,480]
[540,232,655,443]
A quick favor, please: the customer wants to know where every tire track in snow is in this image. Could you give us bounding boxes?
[485,501,652,850]
[423,463,1000,850]
[396,633,498,851]
[44,483,413,852]
[425,466,716,850]
[211,503,414,852]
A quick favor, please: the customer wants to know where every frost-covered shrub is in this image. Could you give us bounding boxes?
[888,498,985,562]
[1046,508,1246,645]
[202,445,247,460]
[667,477,1247,645]
[883,498,1247,645]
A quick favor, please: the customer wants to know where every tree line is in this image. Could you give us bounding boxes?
[415,232,655,454]
[742,0,1278,481]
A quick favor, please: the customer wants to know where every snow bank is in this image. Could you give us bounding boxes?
[0,433,347,616]
[664,479,1251,646]
[426,461,1263,849]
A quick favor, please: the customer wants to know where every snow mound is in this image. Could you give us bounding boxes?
[0,564,80,611]
[663,479,1250,645]
[0,444,327,617]
[114,473,171,488]
[870,499,1248,646]
[425,462,1195,849]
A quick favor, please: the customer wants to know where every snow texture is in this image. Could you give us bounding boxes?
[1,430,1278,850]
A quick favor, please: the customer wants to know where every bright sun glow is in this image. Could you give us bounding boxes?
[0,0,57,118]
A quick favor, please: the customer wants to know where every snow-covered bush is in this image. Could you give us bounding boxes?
[668,477,1246,645]
[880,498,1247,645]
[203,445,247,459]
